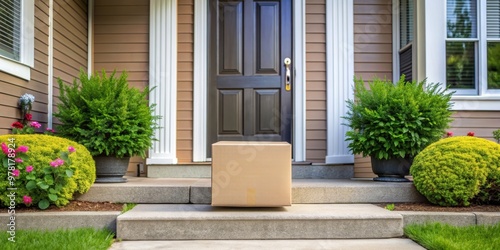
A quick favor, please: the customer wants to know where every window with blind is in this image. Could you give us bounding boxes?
[487,0,500,89]
[399,0,413,81]
[446,0,500,95]
[0,0,21,61]
[446,0,477,92]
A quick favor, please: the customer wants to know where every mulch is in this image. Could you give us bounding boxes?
[6,201,124,212]
[4,200,499,212]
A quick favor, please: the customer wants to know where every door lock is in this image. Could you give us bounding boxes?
[284,57,291,91]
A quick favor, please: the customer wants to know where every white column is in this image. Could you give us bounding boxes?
[147,0,178,165]
[293,0,307,162]
[193,0,208,162]
[325,0,355,164]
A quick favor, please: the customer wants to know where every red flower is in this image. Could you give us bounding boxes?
[467,132,475,136]
[25,113,32,121]
[11,121,23,129]
[446,131,453,137]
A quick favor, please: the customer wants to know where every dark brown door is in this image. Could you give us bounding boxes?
[208,0,292,154]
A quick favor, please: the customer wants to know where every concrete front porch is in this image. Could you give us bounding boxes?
[75,177,426,204]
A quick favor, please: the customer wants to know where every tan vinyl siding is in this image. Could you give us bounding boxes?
[93,0,149,175]
[0,1,50,134]
[52,0,88,131]
[305,0,327,163]
[177,0,194,163]
[353,0,393,178]
[449,111,500,141]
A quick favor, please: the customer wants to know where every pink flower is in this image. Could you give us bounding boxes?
[467,132,475,136]
[23,195,32,205]
[12,169,20,177]
[26,165,33,173]
[50,158,64,168]
[30,121,41,128]
[15,158,23,163]
[1,142,9,155]
[46,128,55,133]
[68,146,76,153]
[446,131,453,137]
[16,145,29,153]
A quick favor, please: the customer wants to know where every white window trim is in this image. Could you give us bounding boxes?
[421,0,500,111]
[0,0,34,80]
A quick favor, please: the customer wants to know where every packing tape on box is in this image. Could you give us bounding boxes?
[246,188,256,206]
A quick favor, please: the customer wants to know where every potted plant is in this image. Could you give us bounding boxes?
[54,70,160,183]
[343,76,454,182]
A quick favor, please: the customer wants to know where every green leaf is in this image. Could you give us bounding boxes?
[48,194,58,202]
[43,167,52,174]
[60,151,70,161]
[44,175,54,184]
[66,169,74,178]
[38,182,49,190]
[49,188,57,194]
[26,180,36,190]
[26,174,36,180]
[38,199,50,210]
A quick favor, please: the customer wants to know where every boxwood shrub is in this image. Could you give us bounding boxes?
[0,135,95,208]
[411,136,500,206]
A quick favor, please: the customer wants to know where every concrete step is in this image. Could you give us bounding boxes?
[76,178,425,204]
[110,239,426,250]
[116,204,403,240]
[147,164,354,179]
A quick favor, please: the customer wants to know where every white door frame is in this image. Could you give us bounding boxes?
[192,0,307,162]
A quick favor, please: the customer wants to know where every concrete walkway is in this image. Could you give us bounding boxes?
[109,239,425,250]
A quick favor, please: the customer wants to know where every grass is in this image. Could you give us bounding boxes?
[1,228,114,250]
[384,203,395,211]
[121,203,137,214]
[405,222,500,250]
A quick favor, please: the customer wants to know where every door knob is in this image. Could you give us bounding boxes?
[284,57,291,91]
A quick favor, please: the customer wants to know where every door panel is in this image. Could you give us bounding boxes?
[219,2,243,75]
[255,2,279,74]
[255,89,280,134]
[208,0,292,155]
[218,90,243,135]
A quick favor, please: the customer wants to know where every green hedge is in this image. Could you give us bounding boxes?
[411,136,500,206]
[0,135,95,208]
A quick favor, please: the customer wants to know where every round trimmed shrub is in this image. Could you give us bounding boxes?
[411,136,500,206]
[0,134,95,208]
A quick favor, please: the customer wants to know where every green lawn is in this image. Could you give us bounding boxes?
[1,228,114,250]
[405,222,500,250]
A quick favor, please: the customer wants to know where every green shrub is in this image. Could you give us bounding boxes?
[344,76,453,160]
[411,136,500,206]
[0,135,95,208]
[54,70,160,158]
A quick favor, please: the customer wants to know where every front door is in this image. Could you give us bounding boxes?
[208,0,293,155]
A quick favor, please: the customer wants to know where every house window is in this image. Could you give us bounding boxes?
[446,0,500,95]
[0,0,21,60]
[0,0,34,80]
[399,0,413,81]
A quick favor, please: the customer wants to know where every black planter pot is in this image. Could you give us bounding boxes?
[371,156,412,182]
[93,155,130,183]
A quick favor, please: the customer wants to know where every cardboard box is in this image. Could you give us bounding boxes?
[211,141,291,207]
